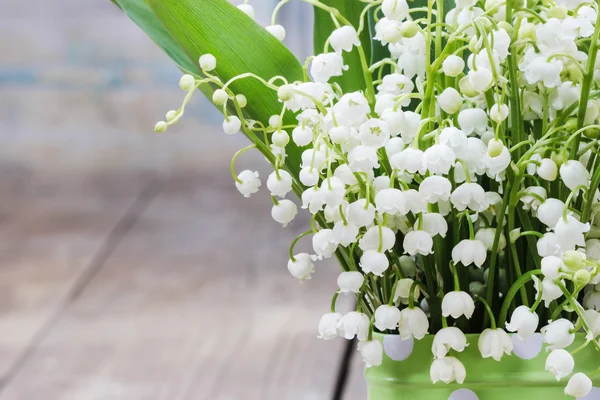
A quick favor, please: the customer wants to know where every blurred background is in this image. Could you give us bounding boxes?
[0,1,364,399]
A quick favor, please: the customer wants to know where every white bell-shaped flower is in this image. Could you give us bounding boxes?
[329,26,361,53]
[337,311,370,340]
[347,199,376,227]
[332,92,370,127]
[374,305,401,331]
[266,24,286,41]
[490,103,509,123]
[375,188,405,215]
[442,291,475,319]
[534,276,564,307]
[329,125,352,144]
[359,340,384,368]
[584,283,600,309]
[536,233,562,258]
[394,278,420,304]
[299,167,320,187]
[373,175,391,192]
[381,109,405,136]
[237,3,255,18]
[423,144,456,175]
[359,226,396,252]
[439,127,469,157]
[302,187,326,214]
[520,186,547,211]
[537,198,566,228]
[310,53,346,83]
[267,170,293,197]
[385,137,405,157]
[337,271,364,293]
[348,145,380,172]
[398,307,429,339]
[431,327,468,359]
[359,118,391,149]
[235,170,261,197]
[271,200,298,227]
[554,215,590,251]
[438,87,463,114]
[565,373,593,398]
[397,111,421,141]
[452,239,487,267]
[312,229,338,259]
[360,250,390,276]
[478,328,513,361]
[538,158,558,181]
[506,305,539,340]
[475,227,506,251]
[541,256,563,280]
[451,183,487,212]
[442,55,465,77]
[581,309,600,337]
[422,213,448,238]
[468,68,493,92]
[287,253,316,280]
[419,176,452,203]
[560,160,590,190]
[318,312,342,340]
[223,116,242,135]
[541,319,576,350]
[390,147,425,174]
[545,349,575,381]
[483,139,511,177]
[320,177,346,208]
[199,53,217,71]
[404,230,434,256]
[375,18,403,45]
[382,0,409,20]
[332,221,359,247]
[430,357,466,384]
[292,126,313,147]
[458,108,489,135]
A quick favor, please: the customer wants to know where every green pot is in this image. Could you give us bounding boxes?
[365,333,599,400]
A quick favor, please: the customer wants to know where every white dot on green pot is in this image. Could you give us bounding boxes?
[382,335,414,361]
[449,389,478,400]
[578,387,600,399]
[512,333,543,360]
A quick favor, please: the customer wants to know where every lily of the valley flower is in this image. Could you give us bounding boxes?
[359,340,384,368]
[432,327,468,359]
[441,291,475,319]
[478,328,513,361]
[545,349,575,381]
[430,357,467,384]
[398,307,429,340]
[318,312,342,340]
[374,305,401,331]
[337,311,370,340]
[506,305,539,340]
[564,373,593,398]
[541,319,576,350]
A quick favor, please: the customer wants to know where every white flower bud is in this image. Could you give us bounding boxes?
[390,148,424,174]
[269,115,282,129]
[404,230,434,256]
[337,311,370,340]
[538,158,558,181]
[560,160,590,190]
[394,278,420,304]
[541,319,575,350]
[430,357,466,384]
[237,4,255,19]
[272,130,289,148]
[266,24,286,41]
[478,328,513,361]
[312,229,337,259]
[277,84,295,101]
[374,305,401,331]
[154,121,168,133]
[235,170,260,197]
[458,108,489,135]
[359,340,384,368]
[332,221,359,246]
[506,306,539,340]
[475,227,506,251]
[432,327,468,359]
[360,250,390,276]
[537,198,565,228]
[292,126,313,147]
[452,239,487,267]
[541,256,563,280]
[329,26,360,54]
[213,89,229,105]
[382,0,409,20]
[267,170,293,197]
[438,87,463,114]
[179,74,195,91]
[398,307,429,339]
[442,55,465,77]
[347,199,376,227]
[359,226,396,252]
[329,125,352,144]
[545,349,574,381]
[442,291,475,319]
[287,253,315,281]
[490,103,509,123]
[271,199,297,227]
[318,312,342,340]
[421,213,448,238]
[199,53,217,71]
[222,116,241,135]
[299,167,320,187]
[311,52,346,83]
[468,68,493,92]
[337,271,364,293]
[565,373,593,398]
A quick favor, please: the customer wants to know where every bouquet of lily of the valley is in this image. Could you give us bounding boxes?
[115,0,600,397]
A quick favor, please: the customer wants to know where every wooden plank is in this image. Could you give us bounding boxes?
[0,170,154,381]
[0,169,350,400]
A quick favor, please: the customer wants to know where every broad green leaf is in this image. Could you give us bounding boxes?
[313,0,372,93]
[145,0,305,174]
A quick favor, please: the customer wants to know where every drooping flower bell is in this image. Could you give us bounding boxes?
[541,319,576,350]
[478,328,513,361]
[430,357,467,384]
[505,305,539,340]
[374,304,401,331]
[337,311,370,340]
[431,327,468,359]
[564,373,593,398]
[359,340,384,368]
[337,271,364,293]
[452,239,487,267]
[235,170,261,197]
[318,312,342,340]
[287,253,316,281]
[545,349,575,381]
[398,307,429,339]
[441,291,475,319]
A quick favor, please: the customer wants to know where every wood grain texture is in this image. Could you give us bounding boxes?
[0,169,350,400]
[0,169,154,381]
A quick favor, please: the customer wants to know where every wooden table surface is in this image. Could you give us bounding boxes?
[0,167,366,400]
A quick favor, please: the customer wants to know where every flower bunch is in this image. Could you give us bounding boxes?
[155,0,600,395]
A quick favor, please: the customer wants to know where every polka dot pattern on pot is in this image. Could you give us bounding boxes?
[578,387,600,399]
[382,335,414,361]
[512,333,543,360]
[449,389,478,400]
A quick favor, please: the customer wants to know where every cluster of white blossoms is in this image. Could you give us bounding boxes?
[156,0,600,396]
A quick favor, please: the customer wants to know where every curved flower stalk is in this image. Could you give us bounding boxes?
[143,0,600,395]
